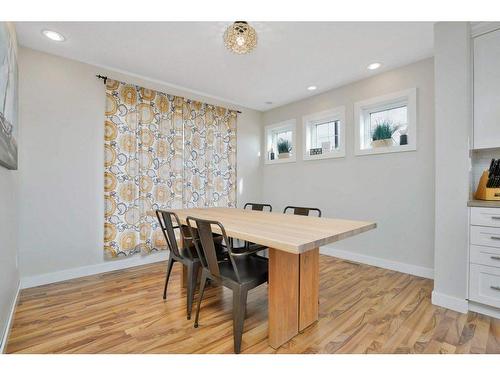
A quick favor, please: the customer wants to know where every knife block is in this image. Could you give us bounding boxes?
[474,170,500,201]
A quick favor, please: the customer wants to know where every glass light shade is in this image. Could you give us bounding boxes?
[224,21,257,54]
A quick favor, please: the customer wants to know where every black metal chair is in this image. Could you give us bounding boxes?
[243,202,273,212]
[156,210,223,320]
[283,205,322,217]
[187,216,268,354]
[231,203,273,252]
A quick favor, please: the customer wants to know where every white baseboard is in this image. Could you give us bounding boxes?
[1,280,21,353]
[469,301,500,319]
[320,246,434,279]
[20,251,169,289]
[431,290,469,313]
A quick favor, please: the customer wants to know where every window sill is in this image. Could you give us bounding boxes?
[355,143,416,156]
[264,156,297,165]
[303,150,345,161]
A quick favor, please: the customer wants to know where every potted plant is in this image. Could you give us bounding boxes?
[371,122,396,148]
[277,138,292,159]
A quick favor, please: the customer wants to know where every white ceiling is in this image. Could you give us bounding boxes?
[14,22,434,111]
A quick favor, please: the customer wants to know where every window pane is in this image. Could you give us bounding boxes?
[277,130,292,142]
[365,105,408,148]
[272,129,293,153]
[369,106,407,134]
[311,120,339,151]
[316,123,329,138]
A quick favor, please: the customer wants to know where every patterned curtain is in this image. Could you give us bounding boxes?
[103,79,237,259]
[183,101,237,208]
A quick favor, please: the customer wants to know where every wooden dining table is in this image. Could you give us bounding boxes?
[152,207,376,349]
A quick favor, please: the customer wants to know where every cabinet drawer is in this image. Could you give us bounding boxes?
[470,207,500,227]
[469,264,500,308]
[470,245,500,268]
[470,225,500,248]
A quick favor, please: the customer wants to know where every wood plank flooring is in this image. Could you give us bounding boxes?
[6,255,500,354]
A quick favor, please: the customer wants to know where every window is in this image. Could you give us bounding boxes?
[368,106,407,145]
[271,129,293,153]
[354,88,417,155]
[311,121,338,149]
[265,119,296,164]
[303,107,345,160]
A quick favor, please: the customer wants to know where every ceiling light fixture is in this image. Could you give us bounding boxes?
[367,62,382,70]
[42,29,65,42]
[307,86,317,91]
[224,21,257,54]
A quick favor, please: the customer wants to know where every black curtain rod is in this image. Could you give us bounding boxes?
[96,74,242,114]
[96,74,108,84]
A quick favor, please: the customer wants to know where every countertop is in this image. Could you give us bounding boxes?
[468,199,500,208]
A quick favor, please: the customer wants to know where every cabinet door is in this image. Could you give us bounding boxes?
[474,29,500,149]
[469,264,500,309]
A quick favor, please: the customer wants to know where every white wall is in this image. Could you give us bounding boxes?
[0,167,19,350]
[432,22,471,312]
[261,58,435,276]
[18,47,262,280]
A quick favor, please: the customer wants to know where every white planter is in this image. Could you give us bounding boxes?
[371,139,394,148]
[278,152,290,159]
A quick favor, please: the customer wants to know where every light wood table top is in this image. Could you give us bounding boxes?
[150,208,376,254]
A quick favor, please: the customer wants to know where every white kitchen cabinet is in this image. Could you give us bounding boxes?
[469,206,500,316]
[473,29,500,149]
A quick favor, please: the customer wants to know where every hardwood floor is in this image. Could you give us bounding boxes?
[6,255,500,354]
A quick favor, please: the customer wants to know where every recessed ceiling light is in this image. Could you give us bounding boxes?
[307,86,317,91]
[42,30,65,42]
[367,62,382,70]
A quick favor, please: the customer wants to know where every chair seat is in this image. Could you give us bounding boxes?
[218,256,268,285]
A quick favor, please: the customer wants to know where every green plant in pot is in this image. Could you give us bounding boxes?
[277,138,292,159]
[371,121,396,148]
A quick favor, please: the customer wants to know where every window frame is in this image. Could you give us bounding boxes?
[264,119,297,165]
[302,106,346,161]
[354,88,417,156]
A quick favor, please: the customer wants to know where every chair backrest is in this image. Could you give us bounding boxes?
[283,206,322,217]
[186,216,241,282]
[156,210,192,260]
[244,202,272,212]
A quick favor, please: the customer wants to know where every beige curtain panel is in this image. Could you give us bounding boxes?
[103,79,237,259]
